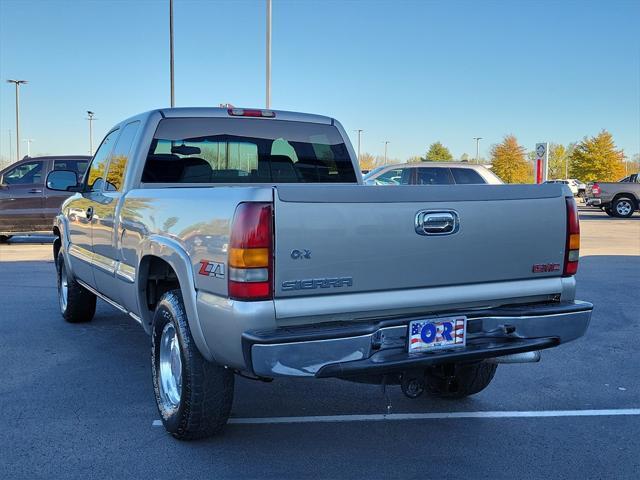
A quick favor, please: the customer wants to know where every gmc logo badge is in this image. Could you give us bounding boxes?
[532,263,560,273]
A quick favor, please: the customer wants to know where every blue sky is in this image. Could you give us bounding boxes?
[1,0,638,162]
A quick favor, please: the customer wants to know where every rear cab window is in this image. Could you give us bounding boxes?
[142,118,357,184]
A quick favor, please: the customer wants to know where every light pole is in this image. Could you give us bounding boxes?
[169,0,175,107]
[473,137,483,164]
[7,130,12,162]
[354,129,363,163]
[87,111,96,155]
[266,0,272,109]
[22,139,34,157]
[7,79,28,161]
[383,141,390,164]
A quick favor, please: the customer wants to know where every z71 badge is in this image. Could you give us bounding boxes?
[198,260,225,279]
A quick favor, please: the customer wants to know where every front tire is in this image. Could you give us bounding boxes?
[613,197,635,218]
[56,252,96,323]
[424,361,497,398]
[151,290,234,440]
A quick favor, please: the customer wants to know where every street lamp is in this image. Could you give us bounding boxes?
[266,0,272,109]
[6,79,28,161]
[169,0,175,107]
[22,138,35,157]
[354,129,363,163]
[473,137,483,164]
[383,141,390,164]
[86,111,97,155]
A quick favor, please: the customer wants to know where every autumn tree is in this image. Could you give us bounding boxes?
[359,152,376,170]
[406,155,422,163]
[569,130,625,182]
[490,135,530,183]
[423,142,453,162]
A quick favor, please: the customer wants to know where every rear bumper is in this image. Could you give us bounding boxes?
[586,197,602,206]
[244,301,593,378]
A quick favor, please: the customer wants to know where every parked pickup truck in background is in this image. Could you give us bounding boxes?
[0,155,90,242]
[48,107,593,440]
[586,173,639,217]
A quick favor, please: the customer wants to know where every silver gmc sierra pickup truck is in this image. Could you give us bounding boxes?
[48,107,593,440]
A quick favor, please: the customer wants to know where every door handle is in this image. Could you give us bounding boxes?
[415,211,459,236]
[28,188,42,193]
[86,206,94,220]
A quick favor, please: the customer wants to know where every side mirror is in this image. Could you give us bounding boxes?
[46,170,80,192]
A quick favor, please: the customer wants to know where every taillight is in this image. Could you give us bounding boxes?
[227,108,275,118]
[563,197,580,276]
[228,202,273,300]
[592,183,600,196]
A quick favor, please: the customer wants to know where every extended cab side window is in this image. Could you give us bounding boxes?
[105,121,140,192]
[1,161,44,185]
[86,130,119,192]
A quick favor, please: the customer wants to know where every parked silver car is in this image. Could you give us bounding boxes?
[363,162,503,185]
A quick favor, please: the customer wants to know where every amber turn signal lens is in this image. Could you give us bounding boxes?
[229,247,270,268]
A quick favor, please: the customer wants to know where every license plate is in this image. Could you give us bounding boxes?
[408,316,467,353]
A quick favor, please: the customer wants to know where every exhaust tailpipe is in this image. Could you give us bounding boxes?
[490,350,541,364]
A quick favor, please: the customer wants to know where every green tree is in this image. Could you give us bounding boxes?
[569,130,625,182]
[547,143,569,179]
[490,135,530,183]
[423,142,453,162]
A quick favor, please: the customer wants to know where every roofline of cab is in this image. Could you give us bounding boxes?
[157,107,334,125]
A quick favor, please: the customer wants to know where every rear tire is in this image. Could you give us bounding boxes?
[604,207,616,217]
[56,252,96,323]
[424,361,497,398]
[613,197,635,218]
[0,235,11,244]
[151,290,234,440]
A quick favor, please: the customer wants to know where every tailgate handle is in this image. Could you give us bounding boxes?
[415,211,459,236]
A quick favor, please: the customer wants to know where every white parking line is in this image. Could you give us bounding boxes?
[152,408,640,427]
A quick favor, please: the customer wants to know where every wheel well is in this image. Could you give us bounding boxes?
[612,194,638,209]
[139,256,181,317]
[53,227,61,261]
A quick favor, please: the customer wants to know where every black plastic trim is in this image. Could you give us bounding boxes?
[315,337,559,378]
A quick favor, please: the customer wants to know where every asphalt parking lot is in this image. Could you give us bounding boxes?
[1,207,638,479]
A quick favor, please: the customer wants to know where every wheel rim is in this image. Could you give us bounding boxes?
[59,262,68,312]
[616,201,632,216]
[159,323,182,410]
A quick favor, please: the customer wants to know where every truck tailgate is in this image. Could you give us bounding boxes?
[273,184,568,300]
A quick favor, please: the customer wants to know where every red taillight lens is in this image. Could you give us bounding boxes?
[227,108,275,118]
[592,183,600,196]
[563,197,580,276]
[228,202,273,300]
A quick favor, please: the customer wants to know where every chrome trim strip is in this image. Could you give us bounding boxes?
[116,262,136,283]
[68,244,93,265]
[92,251,117,274]
[76,279,128,315]
[129,312,143,325]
